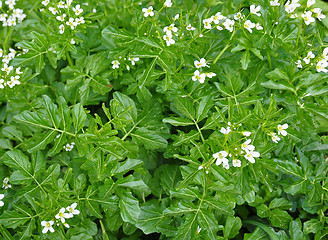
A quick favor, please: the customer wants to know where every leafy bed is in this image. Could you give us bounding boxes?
[0,0,328,239]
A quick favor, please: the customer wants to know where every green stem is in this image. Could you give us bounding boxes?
[266,49,273,70]
[213,30,236,64]
[66,52,74,67]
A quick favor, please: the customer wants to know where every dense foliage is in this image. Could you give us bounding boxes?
[1,0,328,239]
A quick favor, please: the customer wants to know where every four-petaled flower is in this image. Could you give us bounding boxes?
[112,60,120,69]
[277,124,288,136]
[241,139,255,151]
[223,19,235,32]
[232,159,241,167]
[244,20,255,33]
[163,34,175,46]
[213,151,229,167]
[244,150,260,163]
[55,207,70,223]
[250,5,261,17]
[303,51,315,64]
[302,11,315,25]
[73,4,83,15]
[192,70,206,83]
[186,24,196,31]
[270,132,281,143]
[66,202,80,218]
[41,220,55,234]
[142,6,154,17]
[194,58,209,68]
[164,0,172,8]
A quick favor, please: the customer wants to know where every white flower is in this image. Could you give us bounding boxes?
[296,60,302,68]
[49,7,58,15]
[41,221,55,234]
[66,202,80,218]
[63,142,75,151]
[285,0,301,14]
[244,150,260,163]
[192,70,206,83]
[142,6,154,17]
[56,14,66,21]
[75,17,85,25]
[58,1,65,8]
[198,165,203,170]
[316,60,328,73]
[70,38,75,44]
[270,132,281,143]
[163,34,175,46]
[234,12,243,20]
[163,24,178,35]
[1,63,13,74]
[66,17,77,30]
[255,23,263,30]
[220,126,231,135]
[5,0,15,9]
[223,19,235,32]
[197,226,202,234]
[312,8,326,21]
[66,0,73,7]
[72,4,83,15]
[212,12,226,24]
[194,58,209,68]
[244,20,255,33]
[242,131,251,137]
[232,159,241,167]
[270,0,280,6]
[173,14,179,20]
[303,51,315,64]
[59,24,65,34]
[164,0,172,7]
[0,194,4,207]
[203,18,212,29]
[241,139,255,151]
[206,72,216,78]
[213,151,229,166]
[186,24,196,31]
[112,60,120,69]
[55,207,71,223]
[128,57,139,65]
[307,0,315,8]
[302,11,315,25]
[41,0,49,6]
[0,13,7,22]
[277,123,288,136]
[7,76,20,88]
[250,5,261,17]
[0,79,5,89]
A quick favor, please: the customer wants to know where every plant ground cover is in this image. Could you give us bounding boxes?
[1,0,328,239]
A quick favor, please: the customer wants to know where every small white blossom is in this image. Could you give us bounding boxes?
[232,159,241,167]
[206,72,216,78]
[66,0,73,7]
[1,63,13,74]
[66,202,80,218]
[142,6,154,17]
[164,0,172,7]
[213,151,229,166]
[41,221,55,234]
[270,0,280,6]
[173,14,179,20]
[186,24,196,31]
[244,150,260,163]
[244,20,255,33]
[307,0,315,8]
[316,60,328,73]
[194,58,209,68]
[58,1,65,8]
[163,24,178,35]
[41,0,49,6]
[49,7,58,15]
[128,57,139,65]
[220,126,231,135]
[63,142,75,151]
[197,226,202,234]
[72,4,83,15]
[163,34,175,46]
[112,60,120,69]
[66,17,77,30]
[55,207,71,223]
[303,51,315,64]
[0,79,5,89]
[203,18,212,29]
[212,12,226,24]
[192,70,206,83]
[234,12,243,20]
[223,19,235,32]
[277,123,288,136]
[75,17,85,25]
[59,24,65,34]
[242,131,251,137]
[250,5,261,17]
[312,8,326,21]
[241,139,255,152]
[296,60,302,68]
[270,132,281,143]
[70,38,75,44]
[302,11,315,25]
[285,0,301,14]
[56,14,66,21]
[255,23,263,30]
[0,194,4,207]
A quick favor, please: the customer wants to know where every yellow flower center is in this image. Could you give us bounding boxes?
[46,223,51,227]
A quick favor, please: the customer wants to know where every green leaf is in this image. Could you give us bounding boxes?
[0,211,30,229]
[136,202,165,234]
[224,216,242,239]
[269,209,292,228]
[241,50,250,70]
[72,103,87,134]
[162,117,194,126]
[3,150,31,175]
[269,198,293,210]
[119,191,141,224]
[131,128,167,150]
[265,68,289,81]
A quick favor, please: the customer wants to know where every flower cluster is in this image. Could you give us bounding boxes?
[163,23,178,46]
[2,177,11,189]
[0,0,26,26]
[301,0,326,25]
[296,48,328,73]
[0,48,26,89]
[63,141,75,151]
[192,58,216,84]
[111,56,140,70]
[42,202,80,234]
[40,0,86,35]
